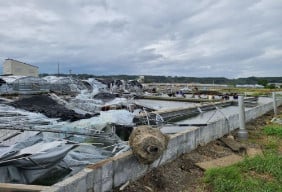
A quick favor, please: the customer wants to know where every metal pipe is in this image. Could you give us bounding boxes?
[273,92,277,116]
[237,95,248,140]
[0,125,113,138]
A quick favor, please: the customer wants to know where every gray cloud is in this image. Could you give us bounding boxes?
[0,0,281,78]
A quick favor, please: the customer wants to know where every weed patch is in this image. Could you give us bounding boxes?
[263,124,282,137]
[204,153,282,192]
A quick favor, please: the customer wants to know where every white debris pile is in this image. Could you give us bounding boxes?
[67,109,135,132]
[87,78,108,91]
[70,78,111,112]
[102,97,133,110]
[42,75,62,83]
[109,80,143,94]
[0,76,26,83]
[105,98,128,106]
[0,84,13,94]
[0,103,58,126]
[43,76,87,94]
[0,133,115,185]
[69,98,103,113]
[76,78,108,100]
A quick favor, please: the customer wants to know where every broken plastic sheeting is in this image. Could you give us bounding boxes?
[0,146,18,161]
[64,145,109,166]
[0,131,129,185]
[75,78,108,100]
[0,134,76,167]
[67,109,135,131]
[72,94,129,113]
[69,98,103,113]
[0,104,57,126]
[0,134,77,184]
[104,98,129,106]
[0,144,76,168]
[0,134,43,161]
[62,144,111,175]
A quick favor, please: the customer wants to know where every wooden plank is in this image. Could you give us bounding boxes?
[196,154,243,170]
[219,137,246,152]
[0,183,50,192]
[246,147,263,157]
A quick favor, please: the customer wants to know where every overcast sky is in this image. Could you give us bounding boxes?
[0,0,281,78]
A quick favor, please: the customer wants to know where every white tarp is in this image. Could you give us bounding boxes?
[67,109,135,131]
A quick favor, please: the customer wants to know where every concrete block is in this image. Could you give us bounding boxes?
[113,152,147,187]
[93,167,102,192]
[161,136,178,162]
[183,129,196,153]
[176,132,187,155]
[215,119,228,138]
[228,114,239,132]
[41,186,62,192]
[101,160,114,192]
[66,178,87,192]
[91,160,114,192]
[85,168,94,192]
[209,122,218,140]
[180,129,196,154]
[194,127,200,146]
[200,125,212,144]
[54,170,88,192]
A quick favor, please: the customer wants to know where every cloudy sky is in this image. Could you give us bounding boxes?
[0,0,281,78]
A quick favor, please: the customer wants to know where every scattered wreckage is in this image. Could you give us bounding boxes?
[0,75,260,188]
[0,77,147,185]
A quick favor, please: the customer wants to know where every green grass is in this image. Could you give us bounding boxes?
[263,124,282,138]
[204,153,282,192]
[264,137,279,152]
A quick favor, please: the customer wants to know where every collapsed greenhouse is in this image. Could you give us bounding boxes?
[0,76,49,94]
[0,75,281,192]
[43,76,88,95]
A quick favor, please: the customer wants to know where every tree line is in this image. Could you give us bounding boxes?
[39,73,282,86]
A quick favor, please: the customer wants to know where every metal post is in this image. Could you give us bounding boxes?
[237,95,248,140]
[273,92,277,116]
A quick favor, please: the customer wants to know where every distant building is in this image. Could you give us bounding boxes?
[3,59,39,77]
[236,84,264,88]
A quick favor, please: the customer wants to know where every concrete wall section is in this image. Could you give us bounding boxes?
[44,99,282,192]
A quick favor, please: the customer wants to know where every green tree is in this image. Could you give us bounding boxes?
[266,84,276,89]
[258,79,268,87]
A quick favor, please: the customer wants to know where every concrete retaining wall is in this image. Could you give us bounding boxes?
[44,99,282,192]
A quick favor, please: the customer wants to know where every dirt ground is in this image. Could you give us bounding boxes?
[115,106,282,192]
